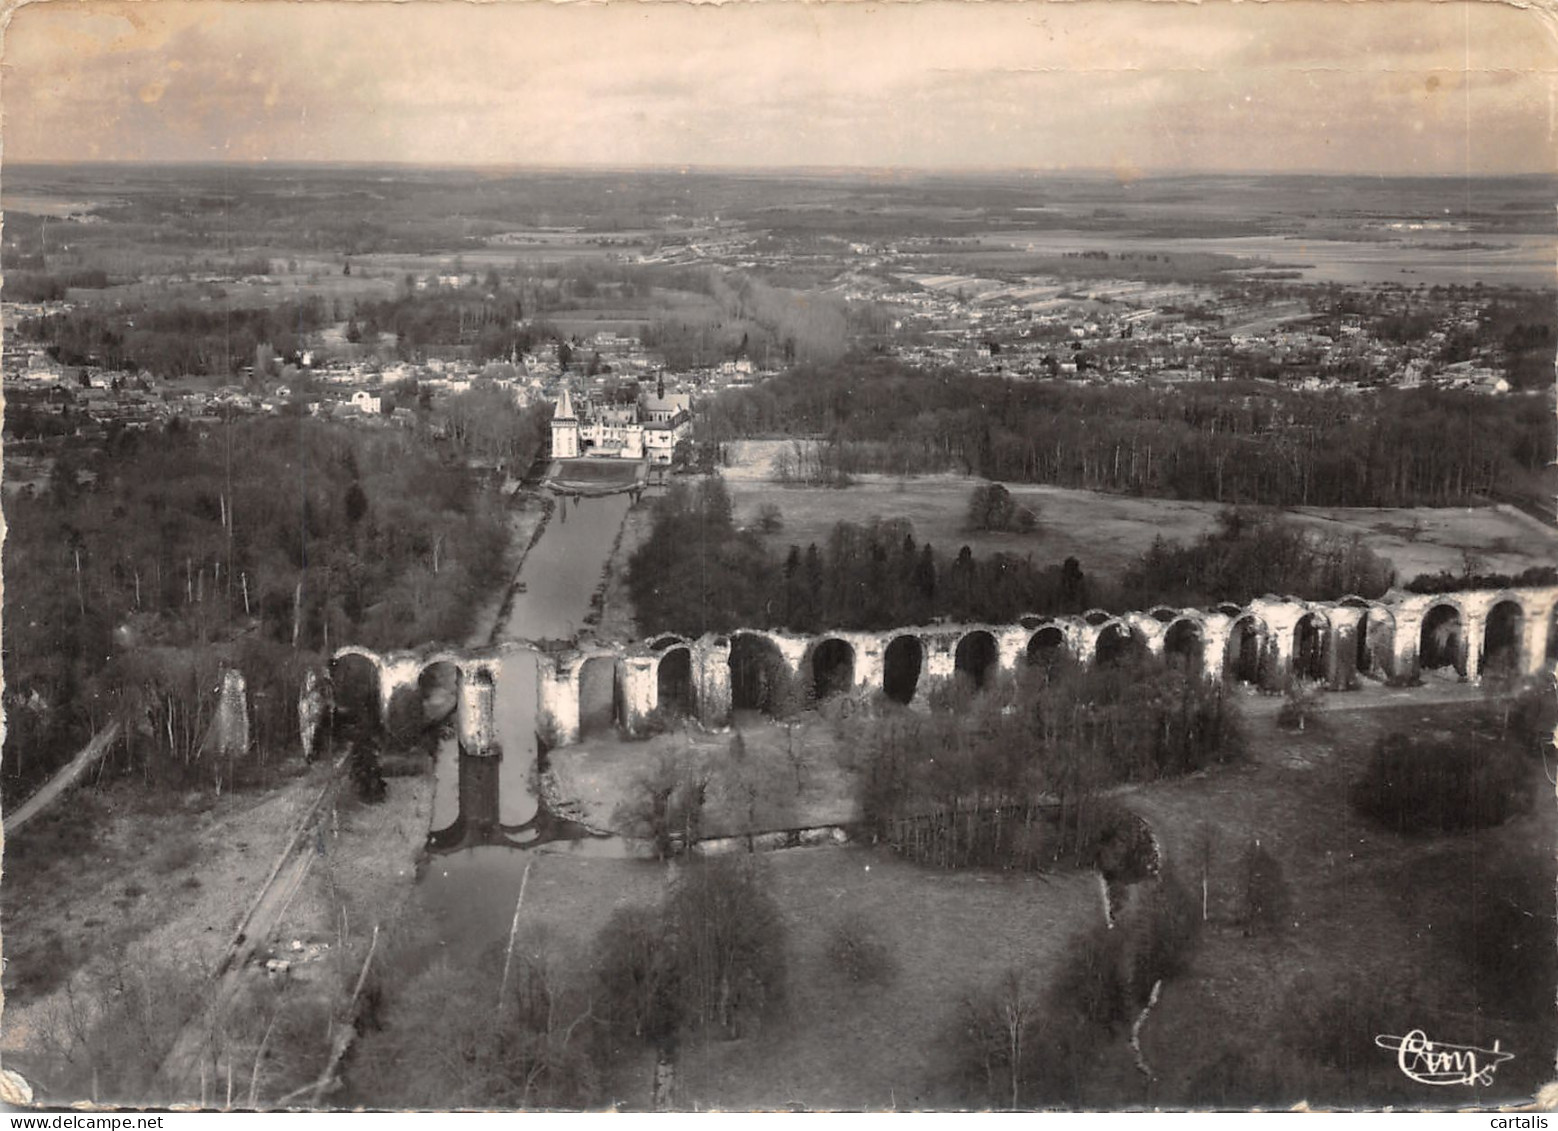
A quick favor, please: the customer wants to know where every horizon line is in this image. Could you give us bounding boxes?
[6,158,1554,181]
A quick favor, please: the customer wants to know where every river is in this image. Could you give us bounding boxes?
[419,488,635,947]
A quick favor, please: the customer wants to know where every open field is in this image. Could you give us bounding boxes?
[425,838,1111,1110]
[672,846,1113,1110]
[720,445,1558,587]
[540,681,1543,1107]
[1127,696,1556,1105]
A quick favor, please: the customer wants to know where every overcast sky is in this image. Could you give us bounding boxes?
[4,0,1555,174]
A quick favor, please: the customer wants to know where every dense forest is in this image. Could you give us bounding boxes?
[627,479,1398,638]
[697,358,1554,508]
[2,417,513,804]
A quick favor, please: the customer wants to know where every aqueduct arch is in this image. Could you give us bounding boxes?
[1353,604,1395,679]
[657,646,695,718]
[954,630,1000,689]
[811,638,857,701]
[883,634,924,704]
[1225,614,1268,686]
[578,656,620,737]
[1094,621,1148,668]
[1163,618,1206,676]
[330,651,382,726]
[1419,602,1466,678]
[1026,624,1069,671]
[1482,599,1525,679]
[323,584,1558,752]
[1292,611,1330,684]
[729,632,792,716]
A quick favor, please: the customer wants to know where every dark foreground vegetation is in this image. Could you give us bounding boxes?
[700,358,1553,508]
[1350,686,1551,834]
[2,416,511,806]
[628,477,1397,637]
[859,659,1243,872]
[349,855,787,1108]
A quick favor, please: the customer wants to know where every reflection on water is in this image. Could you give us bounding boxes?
[410,486,638,959]
[426,748,608,853]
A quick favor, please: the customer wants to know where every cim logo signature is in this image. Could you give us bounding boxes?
[1374,1030,1513,1087]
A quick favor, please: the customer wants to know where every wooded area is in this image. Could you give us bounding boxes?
[698,358,1554,508]
[2,417,513,804]
[628,478,1405,638]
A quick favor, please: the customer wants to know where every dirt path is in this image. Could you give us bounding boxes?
[151,770,343,1102]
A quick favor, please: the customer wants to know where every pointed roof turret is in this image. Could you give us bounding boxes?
[554,387,577,421]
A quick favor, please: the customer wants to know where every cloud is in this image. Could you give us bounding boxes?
[3,0,1554,173]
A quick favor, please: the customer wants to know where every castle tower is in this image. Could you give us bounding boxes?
[551,387,580,459]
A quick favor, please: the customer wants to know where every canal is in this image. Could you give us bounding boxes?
[419,488,636,947]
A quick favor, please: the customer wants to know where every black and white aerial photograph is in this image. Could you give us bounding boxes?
[1,0,1556,1113]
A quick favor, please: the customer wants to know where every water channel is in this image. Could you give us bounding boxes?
[418,488,635,948]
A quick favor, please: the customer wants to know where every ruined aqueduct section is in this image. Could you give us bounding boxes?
[329,586,1558,755]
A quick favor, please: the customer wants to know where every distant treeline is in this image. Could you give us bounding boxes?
[6,269,113,302]
[3,417,511,804]
[627,479,1396,638]
[697,358,1554,508]
[19,299,332,377]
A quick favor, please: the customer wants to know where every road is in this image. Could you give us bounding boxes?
[152,767,342,1105]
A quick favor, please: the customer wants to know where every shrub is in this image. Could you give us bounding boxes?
[1349,731,1530,834]
[1051,921,1130,1029]
[1127,871,1202,999]
[1237,839,1291,935]
[348,737,388,803]
[825,911,897,988]
[1276,683,1322,731]
[756,503,784,534]
[627,706,678,741]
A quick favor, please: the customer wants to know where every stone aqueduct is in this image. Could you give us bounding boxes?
[329,586,1558,755]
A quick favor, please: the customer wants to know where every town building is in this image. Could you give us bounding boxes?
[550,378,692,464]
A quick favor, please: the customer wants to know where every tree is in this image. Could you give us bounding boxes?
[1237,839,1290,935]
[348,735,387,802]
[666,856,786,1037]
[756,503,784,534]
[612,752,709,859]
[595,905,684,1046]
[345,482,369,525]
[960,968,1041,1110]
[968,481,1018,532]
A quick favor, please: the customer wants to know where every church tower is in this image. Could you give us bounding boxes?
[551,387,580,459]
